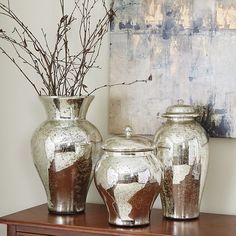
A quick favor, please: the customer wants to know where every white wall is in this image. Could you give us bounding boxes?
[1,1,236,235]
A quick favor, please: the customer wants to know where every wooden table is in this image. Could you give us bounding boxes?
[0,203,236,236]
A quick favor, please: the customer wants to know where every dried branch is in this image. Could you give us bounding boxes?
[0,0,116,96]
[0,47,40,95]
[87,75,153,96]
[0,29,50,91]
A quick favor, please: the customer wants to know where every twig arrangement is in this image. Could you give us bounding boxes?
[0,0,116,96]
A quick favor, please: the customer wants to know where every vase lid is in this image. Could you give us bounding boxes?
[102,126,155,152]
[162,99,199,118]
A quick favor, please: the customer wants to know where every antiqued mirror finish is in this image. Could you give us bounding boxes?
[95,127,162,226]
[154,101,209,219]
[31,96,102,214]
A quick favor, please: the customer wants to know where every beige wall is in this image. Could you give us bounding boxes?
[1,1,236,235]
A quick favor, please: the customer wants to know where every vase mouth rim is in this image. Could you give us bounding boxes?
[39,95,94,99]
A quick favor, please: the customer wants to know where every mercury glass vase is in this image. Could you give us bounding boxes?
[154,100,209,219]
[31,96,102,214]
[95,126,162,226]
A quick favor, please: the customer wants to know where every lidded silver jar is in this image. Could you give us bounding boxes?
[95,126,162,226]
[154,100,209,219]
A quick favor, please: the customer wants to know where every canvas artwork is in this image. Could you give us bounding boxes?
[109,0,236,138]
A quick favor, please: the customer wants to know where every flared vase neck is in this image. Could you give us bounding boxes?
[40,96,94,120]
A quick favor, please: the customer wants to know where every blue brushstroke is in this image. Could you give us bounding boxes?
[193,18,203,33]
[118,21,141,31]
[189,77,196,82]
[162,18,176,40]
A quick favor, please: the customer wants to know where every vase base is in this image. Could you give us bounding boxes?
[163,214,199,220]
[48,208,85,215]
[109,219,150,227]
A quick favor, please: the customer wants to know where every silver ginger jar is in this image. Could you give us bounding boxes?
[154,100,209,219]
[31,96,102,214]
[95,126,162,226]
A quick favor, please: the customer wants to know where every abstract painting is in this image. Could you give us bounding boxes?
[109,0,236,138]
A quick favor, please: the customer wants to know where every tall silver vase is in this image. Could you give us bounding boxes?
[154,101,209,219]
[31,96,102,214]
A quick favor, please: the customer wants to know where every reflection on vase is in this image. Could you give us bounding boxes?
[31,96,102,214]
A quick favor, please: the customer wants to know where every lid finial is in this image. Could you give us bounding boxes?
[124,126,133,138]
[177,99,184,105]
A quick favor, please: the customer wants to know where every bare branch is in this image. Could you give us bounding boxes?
[0,47,41,95]
[87,75,153,96]
[0,0,116,96]
[41,28,52,56]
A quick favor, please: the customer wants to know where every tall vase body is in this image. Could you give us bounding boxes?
[31,96,102,214]
[154,101,209,219]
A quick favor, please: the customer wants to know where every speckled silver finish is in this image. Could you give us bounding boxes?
[31,96,102,214]
[154,100,209,219]
[95,127,162,226]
